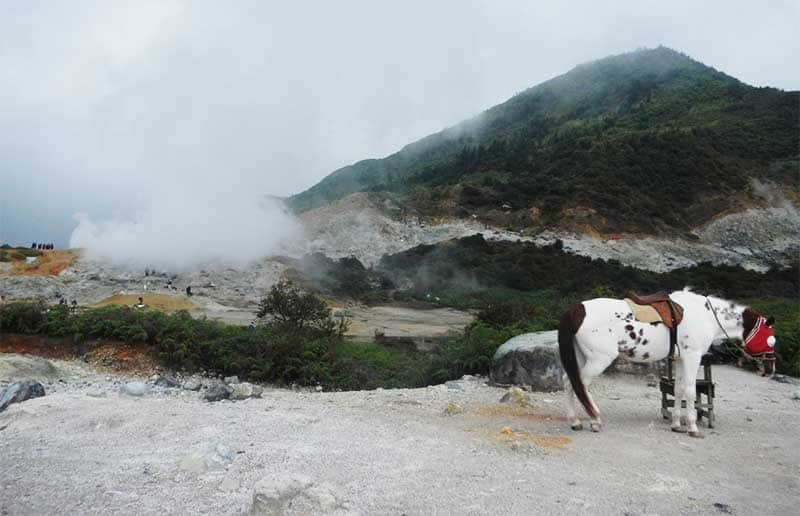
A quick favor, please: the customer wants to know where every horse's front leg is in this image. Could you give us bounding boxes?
[681,353,703,438]
[670,358,686,433]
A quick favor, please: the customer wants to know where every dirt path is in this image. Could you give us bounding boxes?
[1,363,798,515]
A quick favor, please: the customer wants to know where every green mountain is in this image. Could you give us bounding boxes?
[290,47,799,234]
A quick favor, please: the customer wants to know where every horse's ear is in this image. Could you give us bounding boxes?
[766,316,775,327]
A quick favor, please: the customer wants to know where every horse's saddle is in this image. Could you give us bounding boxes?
[625,292,684,330]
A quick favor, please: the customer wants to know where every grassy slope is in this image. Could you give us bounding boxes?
[290,47,799,233]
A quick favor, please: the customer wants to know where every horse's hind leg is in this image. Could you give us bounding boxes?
[563,374,583,430]
[580,353,616,432]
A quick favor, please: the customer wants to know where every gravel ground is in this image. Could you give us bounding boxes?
[1,363,798,515]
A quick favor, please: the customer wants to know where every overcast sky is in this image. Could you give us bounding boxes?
[1,0,798,250]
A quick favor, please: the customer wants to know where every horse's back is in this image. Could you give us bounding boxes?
[580,298,631,324]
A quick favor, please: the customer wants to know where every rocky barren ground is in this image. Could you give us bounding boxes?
[2,192,797,322]
[1,355,799,515]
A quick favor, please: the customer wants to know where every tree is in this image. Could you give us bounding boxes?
[256,281,347,336]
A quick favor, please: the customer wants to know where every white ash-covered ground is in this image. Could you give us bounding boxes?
[1,360,798,515]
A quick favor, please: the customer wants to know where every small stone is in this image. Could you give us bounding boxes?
[121,382,148,397]
[445,381,464,391]
[204,383,232,402]
[182,379,202,391]
[230,382,263,400]
[792,389,800,400]
[645,374,658,387]
[499,386,532,406]
[206,442,236,468]
[315,385,323,392]
[155,376,180,388]
[443,402,464,416]
[223,376,240,385]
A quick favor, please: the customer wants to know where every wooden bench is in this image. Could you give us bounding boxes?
[660,353,715,428]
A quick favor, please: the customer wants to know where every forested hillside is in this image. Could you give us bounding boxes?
[290,47,799,234]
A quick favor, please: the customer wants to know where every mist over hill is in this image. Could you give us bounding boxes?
[290,47,799,234]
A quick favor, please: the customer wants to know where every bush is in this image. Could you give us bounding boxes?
[423,321,514,384]
[256,281,347,336]
[0,301,48,333]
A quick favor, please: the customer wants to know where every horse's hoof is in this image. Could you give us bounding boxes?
[688,430,705,439]
[671,425,687,433]
[571,423,583,431]
[590,422,602,432]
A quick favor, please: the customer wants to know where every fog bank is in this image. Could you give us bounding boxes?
[69,189,301,270]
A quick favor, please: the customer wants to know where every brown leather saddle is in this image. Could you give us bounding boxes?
[626,291,684,329]
[626,291,684,357]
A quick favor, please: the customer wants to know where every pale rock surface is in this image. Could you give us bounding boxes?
[490,331,563,391]
[0,354,61,382]
[230,382,263,400]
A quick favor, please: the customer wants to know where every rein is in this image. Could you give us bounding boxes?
[706,297,733,342]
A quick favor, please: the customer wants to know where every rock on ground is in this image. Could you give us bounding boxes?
[204,382,233,402]
[182,378,202,391]
[0,353,61,382]
[251,475,347,516]
[120,381,148,397]
[230,382,263,400]
[154,376,180,388]
[490,331,564,391]
[0,381,45,412]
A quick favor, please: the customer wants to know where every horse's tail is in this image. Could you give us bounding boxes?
[558,303,597,419]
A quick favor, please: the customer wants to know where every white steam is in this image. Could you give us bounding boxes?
[69,187,302,270]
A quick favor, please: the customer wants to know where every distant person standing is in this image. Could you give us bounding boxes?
[186,286,192,297]
[247,321,255,332]
[31,242,37,249]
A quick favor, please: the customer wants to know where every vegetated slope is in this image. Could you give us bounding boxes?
[376,234,800,303]
[290,47,799,234]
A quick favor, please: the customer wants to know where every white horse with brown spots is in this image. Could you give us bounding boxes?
[558,289,776,437]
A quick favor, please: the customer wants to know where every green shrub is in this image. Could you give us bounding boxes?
[0,301,48,333]
[424,321,514,384]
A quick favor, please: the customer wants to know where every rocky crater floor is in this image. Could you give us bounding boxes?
[1,354,799,515]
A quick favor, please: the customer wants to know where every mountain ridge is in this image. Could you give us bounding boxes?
[289,47,799,234]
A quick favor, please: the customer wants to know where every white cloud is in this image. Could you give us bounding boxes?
[1,0,797,256]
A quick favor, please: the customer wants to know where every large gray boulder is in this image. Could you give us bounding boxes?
[0,353,61,382]
[489,331,564,391]
[0,381,46,412]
